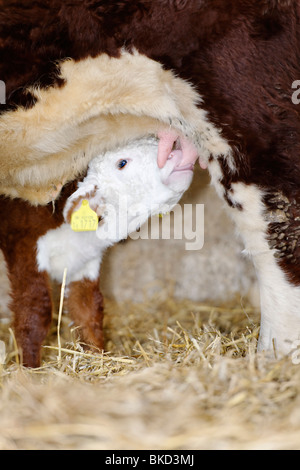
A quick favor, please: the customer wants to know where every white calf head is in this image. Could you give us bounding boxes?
[64,137,194,242]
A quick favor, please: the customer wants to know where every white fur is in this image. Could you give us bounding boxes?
[37,137,193,285]
[225,181,300,356]
[37,225,106,283]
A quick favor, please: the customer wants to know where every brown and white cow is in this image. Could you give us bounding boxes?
[0,0,299,356]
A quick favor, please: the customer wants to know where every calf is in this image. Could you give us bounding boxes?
[0,137,194,367]
[1,0,300,355]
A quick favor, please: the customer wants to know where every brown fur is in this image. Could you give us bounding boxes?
[65,279,104,352]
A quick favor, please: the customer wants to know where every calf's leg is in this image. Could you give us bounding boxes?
[224,182,300,356]
[65,277,104,351]
[5,242,53,368]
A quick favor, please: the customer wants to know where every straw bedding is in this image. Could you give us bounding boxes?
[0,288,300,450]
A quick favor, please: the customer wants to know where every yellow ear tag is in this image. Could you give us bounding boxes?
[70,200,98,232]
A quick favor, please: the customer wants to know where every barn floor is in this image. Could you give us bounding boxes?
[0,290,300,450]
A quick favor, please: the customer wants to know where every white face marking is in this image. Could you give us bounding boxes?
[37,137,194,285]
[64,138,194,241]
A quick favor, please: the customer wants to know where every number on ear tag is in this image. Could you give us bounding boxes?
[71,200,98,232]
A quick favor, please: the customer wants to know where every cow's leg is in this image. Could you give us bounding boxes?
[65,277,104,351]
[221,180,300,356]
[4,242,53,368]
[258,189,300,355]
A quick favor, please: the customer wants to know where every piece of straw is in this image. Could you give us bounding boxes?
[57,268,67,364]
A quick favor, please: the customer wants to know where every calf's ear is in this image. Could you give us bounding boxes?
[63,184,102,223]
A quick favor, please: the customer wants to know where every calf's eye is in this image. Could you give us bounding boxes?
[117,159,128,170]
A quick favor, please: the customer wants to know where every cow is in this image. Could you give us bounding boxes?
[0,0,299,356]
